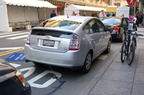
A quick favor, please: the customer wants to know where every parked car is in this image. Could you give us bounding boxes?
[25,15,111,73]
[0,59,31,95]
[102,17,137,41]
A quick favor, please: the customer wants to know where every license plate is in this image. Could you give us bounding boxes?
[43,40,55,47]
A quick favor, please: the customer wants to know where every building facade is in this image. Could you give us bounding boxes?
[44,0,108,15]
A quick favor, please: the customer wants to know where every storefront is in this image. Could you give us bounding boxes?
[46,0,65,15]
[3,0,57,31]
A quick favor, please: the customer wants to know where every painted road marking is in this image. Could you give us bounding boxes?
[0,32,28,38]
[9,63,21,68]
[0,47,22,50]
[0,47,24,56]
[27,70,62,88]
[0,31,27,36]
[8,63,62,88]
[20,67,36,78]
[98,55,107,60]
[7,35,28,40]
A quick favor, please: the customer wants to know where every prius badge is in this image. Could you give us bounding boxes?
[46,35,52,39]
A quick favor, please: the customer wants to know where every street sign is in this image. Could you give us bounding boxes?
[126,0,137,7]
[5,53,25,61]
[65,3,70,8]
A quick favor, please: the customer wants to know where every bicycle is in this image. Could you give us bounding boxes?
[120,31,142,65]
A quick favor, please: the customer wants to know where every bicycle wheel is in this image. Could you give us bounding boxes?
[121,41,127,63]
[127,41,135,65]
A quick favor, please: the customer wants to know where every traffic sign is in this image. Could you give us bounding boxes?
[126,0,137,7]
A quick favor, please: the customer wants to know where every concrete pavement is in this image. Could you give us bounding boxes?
[80,27,144,95]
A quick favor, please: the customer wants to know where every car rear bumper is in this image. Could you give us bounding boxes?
[111,33,122,40]
[25,45,86,68]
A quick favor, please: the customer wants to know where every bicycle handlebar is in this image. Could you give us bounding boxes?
[131,31,143,36]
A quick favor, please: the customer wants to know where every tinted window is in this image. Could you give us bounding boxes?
[31,29,72,38]
[122,19,128,25]
[37,20,81,30]
[96,20,105,32]
[83,19,99,34]
[102,18,121,25]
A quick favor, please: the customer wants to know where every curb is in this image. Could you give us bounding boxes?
[80,49,120,95]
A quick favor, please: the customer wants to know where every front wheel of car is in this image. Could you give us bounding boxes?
[81,52,92,73]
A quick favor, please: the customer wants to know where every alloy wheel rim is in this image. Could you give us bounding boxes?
[85,54,91,70]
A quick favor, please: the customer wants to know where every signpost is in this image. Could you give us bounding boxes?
[126,0,136,46]
[126,0,137,8]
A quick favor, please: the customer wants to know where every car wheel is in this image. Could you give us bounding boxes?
[104,40,111,53]
[33,62,41,66]
[81,52,92,73]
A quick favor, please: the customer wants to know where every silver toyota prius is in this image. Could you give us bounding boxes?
[25,15,111,73]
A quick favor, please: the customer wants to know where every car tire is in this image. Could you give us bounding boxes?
[80,52,92,73]
[33,62,41,66]
[104,40,111,53]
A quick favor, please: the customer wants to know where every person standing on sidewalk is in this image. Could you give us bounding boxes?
[99,10,106,20]
[136,12,143,27]
[50,10,57,18]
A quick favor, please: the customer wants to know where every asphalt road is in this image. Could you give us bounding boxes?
[0,31,122,95]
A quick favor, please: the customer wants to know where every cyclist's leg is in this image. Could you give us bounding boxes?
[127,41,135,65]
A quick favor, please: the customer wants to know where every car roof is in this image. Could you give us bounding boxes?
[48,15,95,22]
[104,17,128,19]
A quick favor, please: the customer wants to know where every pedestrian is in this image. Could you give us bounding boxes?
[111,12,115,16]
[136,12,143,27]
[99,10,107,20]
[93,13,98,17]
[121,14,124,17]
[82,12,86,16]
[72,11,77,16]
[50,10,57,18]
[134,14,137,24]
[133,14,138,29]
[57,11,61,15]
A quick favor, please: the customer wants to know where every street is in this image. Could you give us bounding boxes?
[0,30,123,95]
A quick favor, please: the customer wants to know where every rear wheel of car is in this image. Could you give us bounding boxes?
[33,62,41,66]
[81,52,92,73]
[104,40,111,53]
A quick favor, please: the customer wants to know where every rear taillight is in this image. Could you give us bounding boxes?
[113,26,119,32]
[26,40,30,45]
[26,33,30,45]
[69,34,80,50]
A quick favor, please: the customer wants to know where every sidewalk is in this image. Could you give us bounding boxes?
[80,27,144,95]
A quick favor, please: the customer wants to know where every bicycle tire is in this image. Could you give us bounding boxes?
[127,41,135,65]
[121,41,127,63]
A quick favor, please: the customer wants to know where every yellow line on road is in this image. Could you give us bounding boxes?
[0,47,24,56]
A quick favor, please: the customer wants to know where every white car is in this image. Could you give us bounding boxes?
[25,15,111,73]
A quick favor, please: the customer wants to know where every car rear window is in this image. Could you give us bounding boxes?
[102,18,121,25]
[37,20,81,31]
[31,29,72,38]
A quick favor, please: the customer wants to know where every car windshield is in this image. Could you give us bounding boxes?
[37,20,81,30]
[102,18,121,25]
